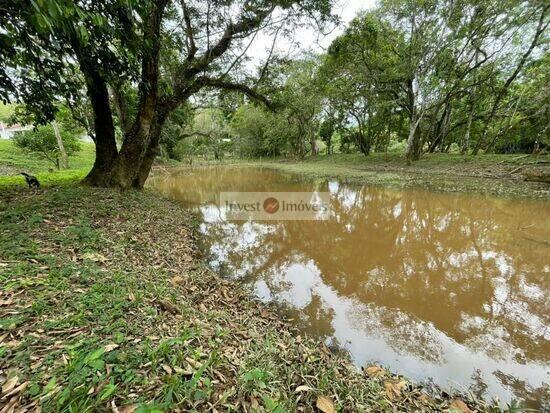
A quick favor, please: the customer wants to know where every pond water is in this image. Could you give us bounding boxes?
[150,166,550,409]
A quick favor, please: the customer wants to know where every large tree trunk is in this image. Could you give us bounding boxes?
[81,68,119,187]
[132,140,160,189]
[428,100,451,153]
[311,133,317,156]
[132,110,169,189]
[437,103,452,152]
[462,91,476,154]
[404,78,422,164]
[85,0,167,189]
[109,124,154,188]
[357,133,371,155]
[352,115,370,156]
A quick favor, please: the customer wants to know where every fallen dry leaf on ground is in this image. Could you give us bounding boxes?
[185,357,202,369]
[104,343,119,353]
[364,365,386,378]
[418,393,433,404]
[295,385,313,393]
[0,396,19,413]
[2,382,29,399]
[81,252,108,263]
[170,275,184,285]
[384,381,402,401]
[250,396,260,410]
[316,395,335,413]
[173,366,193,376]
[157,299,180,314]
[1,376,18,395]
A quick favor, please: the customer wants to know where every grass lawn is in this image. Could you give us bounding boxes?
[0,140,95,189]
[214,152,550,198]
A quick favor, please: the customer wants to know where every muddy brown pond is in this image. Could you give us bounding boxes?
[150,166,550,408]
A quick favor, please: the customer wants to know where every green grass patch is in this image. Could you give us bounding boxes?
[0,139,94,188]
[209,152,550,198]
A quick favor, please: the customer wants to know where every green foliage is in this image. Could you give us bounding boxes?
[0,103,15,122]
[159,105,193,160]
[54,104,87,136]
[226,0,549,159]
[0,0,142,122]
[493,55,550,153]
[229,59,323,158]
[242,367,271,389]
[13,124,81,169]
[230,105,285,157]
[174,108,232,160]
[387,138,408,153]
[321,12,404,155]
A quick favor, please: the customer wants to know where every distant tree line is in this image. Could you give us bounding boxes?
[195,0,548,161]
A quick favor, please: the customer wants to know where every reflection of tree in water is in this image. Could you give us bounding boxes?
[346,303,446,363]
[193,175,549,366]
[493,370,550,410]
[289,295,337,340]
[152,167,550,405]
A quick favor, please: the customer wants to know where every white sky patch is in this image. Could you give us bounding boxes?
[243,0,376,67]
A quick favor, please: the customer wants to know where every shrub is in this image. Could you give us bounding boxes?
[13,125,81,169]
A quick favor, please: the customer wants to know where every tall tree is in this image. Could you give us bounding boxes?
[321,12,403,155]
[1,0,332,187]
[320,0,549,161]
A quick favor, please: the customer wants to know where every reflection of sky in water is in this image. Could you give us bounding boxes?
[150,167,550,408]
[248,257,549,402]
[200,204,276,278]
[200,210,549,405]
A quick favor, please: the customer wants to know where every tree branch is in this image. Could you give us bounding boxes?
[200,77,275,110]
[182,4,276,79]
[180,0,197,61]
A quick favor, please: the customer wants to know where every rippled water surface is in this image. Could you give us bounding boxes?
[150,166,550,408]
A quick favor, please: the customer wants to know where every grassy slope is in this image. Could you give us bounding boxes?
[222,153,550,198]
[0,186,497,412]
[0,140,95,188]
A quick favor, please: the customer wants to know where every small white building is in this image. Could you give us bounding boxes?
[0,122,32,139]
